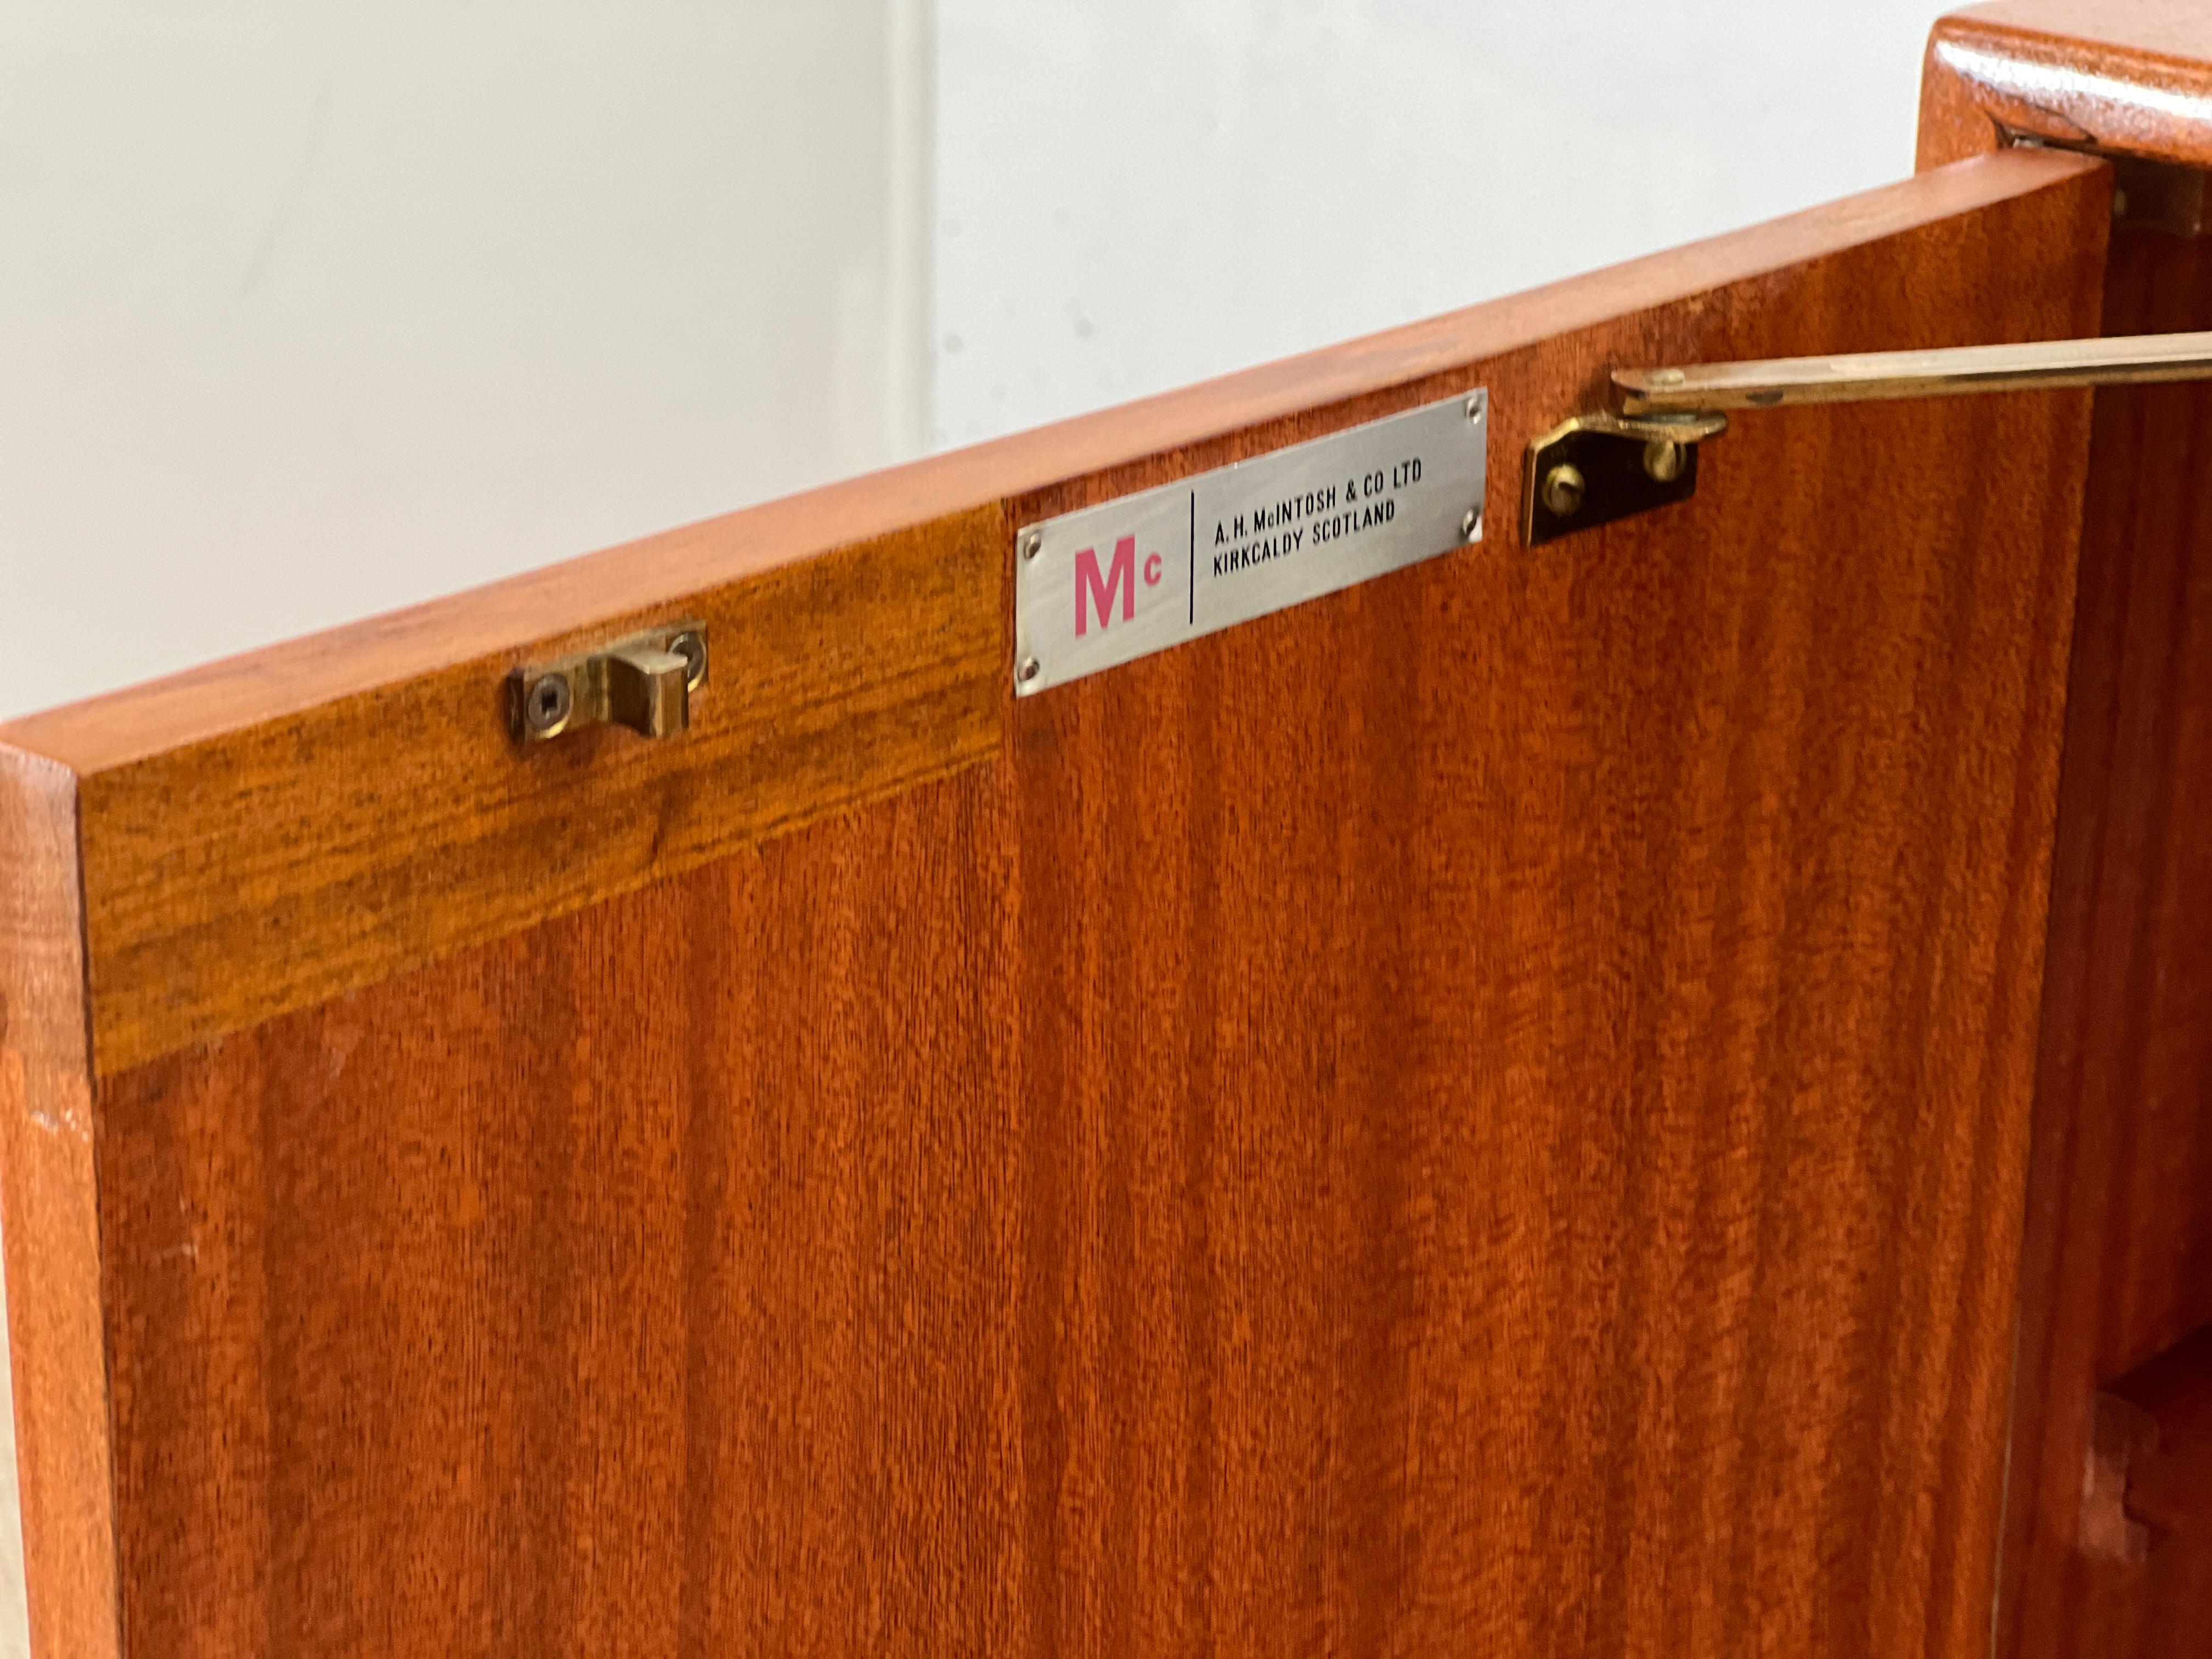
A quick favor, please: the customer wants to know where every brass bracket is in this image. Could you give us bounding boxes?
[510,620,709,745]
[1531,326,2212,545]
[1522,410,1728,548]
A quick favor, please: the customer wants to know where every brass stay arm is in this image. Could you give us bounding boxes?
[1616,330,2212,414]
[1525,330,2212,545]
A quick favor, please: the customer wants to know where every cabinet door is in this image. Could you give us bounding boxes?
[0,146,2111,1658]
[1925,9,2212,1658]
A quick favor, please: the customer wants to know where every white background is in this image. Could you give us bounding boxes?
[0,0,933,724]
[935,0,1960,447]
[0,5,1959,1651]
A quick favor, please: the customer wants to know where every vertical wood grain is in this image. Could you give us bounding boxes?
[0,752,118,1659]
[1920,8,2212,1654]
[72,506,1008,1075]
[1992,219,2212,1659]
[77,160,2107,1657]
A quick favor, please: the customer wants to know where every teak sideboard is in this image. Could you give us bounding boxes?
[1,4,2207,1655]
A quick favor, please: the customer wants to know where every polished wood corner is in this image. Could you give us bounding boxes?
[1922,1,2212,170]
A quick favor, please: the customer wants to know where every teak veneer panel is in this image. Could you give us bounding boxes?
[1996,234,2212,1659]
[0,751,119,1659]
[1921,7,2212,1656]
[0,150,2103,1080]
[68,509,1006,1076]
[0,153,2110,1657]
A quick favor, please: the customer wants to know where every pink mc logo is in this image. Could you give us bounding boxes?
[1074,535,1164,636]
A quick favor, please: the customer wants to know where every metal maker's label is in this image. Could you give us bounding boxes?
[1014,390,1487,695]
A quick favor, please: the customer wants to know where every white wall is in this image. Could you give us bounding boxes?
[936,0,1959,447]
[0,1,934,723]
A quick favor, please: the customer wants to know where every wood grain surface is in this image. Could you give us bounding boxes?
[67,508,1005,1076]
[1994,232,2212,1659]
[49,154,2111,1657]
[1920,9,2212,1653]
[0,151,2102,1080]
[1921,2,2212,170]
[0,754,118,1659]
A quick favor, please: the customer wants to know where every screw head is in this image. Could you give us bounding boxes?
[1021,532,1042,562]
[1018,655,1041,685]
[1465,393,1486,424]
[1650,369,1688,388]
[1463,508,1482,542]
[525,672,574,736]
[1541,464,1587,520]
[1641,439,1685,484]
[668,630,709,690]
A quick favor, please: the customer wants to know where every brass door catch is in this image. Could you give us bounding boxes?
[1526,329,2212,546]
[510,621,709,744]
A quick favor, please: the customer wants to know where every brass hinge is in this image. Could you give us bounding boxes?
[509,620,709,745]
[1524,330,2212,546]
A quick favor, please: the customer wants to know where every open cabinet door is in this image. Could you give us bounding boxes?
[1924,7,2212,1656]
[0,146,2109,1656]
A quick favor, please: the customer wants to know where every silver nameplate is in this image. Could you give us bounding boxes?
[1014,390,1487,695]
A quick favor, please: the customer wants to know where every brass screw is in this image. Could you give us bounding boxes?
[667,630,709,691]
[1642,439,1685,484]
[525,673,573,736]
[1542,464,1587,520]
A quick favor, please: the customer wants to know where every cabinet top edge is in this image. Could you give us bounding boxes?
[0,150,2097,782]
[1926,2,2212,170]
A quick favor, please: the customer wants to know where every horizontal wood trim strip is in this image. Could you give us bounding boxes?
[0,148,2103,1076]
[71,507,1006,1075]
